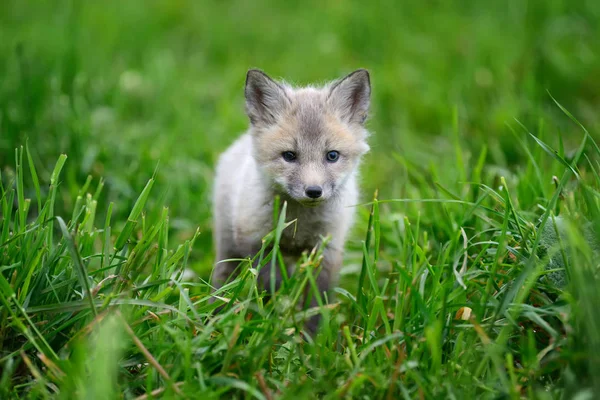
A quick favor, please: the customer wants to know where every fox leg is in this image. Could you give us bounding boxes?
[209,239,244,306]
[304,247,342,334]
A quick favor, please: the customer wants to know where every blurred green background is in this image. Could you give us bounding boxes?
[1,0,599,278]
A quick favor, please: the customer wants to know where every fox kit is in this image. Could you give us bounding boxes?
[212,69,371,330]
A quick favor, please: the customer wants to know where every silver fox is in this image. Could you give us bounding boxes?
[211,69,372,330]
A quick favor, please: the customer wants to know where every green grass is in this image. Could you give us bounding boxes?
[1,0,600,398]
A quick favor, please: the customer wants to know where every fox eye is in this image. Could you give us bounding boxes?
[282,151,297,162]
[326,151,340,162]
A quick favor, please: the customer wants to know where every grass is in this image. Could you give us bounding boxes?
[1,0,600,398]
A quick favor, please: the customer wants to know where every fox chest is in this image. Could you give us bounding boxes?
[233,198,336,257]
[278,209,333,257]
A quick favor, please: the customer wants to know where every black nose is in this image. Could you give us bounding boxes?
[305,186,323,199]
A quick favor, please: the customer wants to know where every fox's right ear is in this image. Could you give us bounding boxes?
[245,70,289,126]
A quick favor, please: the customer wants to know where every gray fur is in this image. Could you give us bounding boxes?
[245,70,290,126]
[212,69,372,332]
[327,69,371,124]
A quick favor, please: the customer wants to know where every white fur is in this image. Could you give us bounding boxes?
[212,133,358,282]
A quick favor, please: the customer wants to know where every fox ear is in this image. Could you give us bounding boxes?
[328,69,371,124]
[245,69,289,126]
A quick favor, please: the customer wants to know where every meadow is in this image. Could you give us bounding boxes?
[1,0,600,398]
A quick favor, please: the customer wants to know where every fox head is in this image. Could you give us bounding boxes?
[245,69,371,206]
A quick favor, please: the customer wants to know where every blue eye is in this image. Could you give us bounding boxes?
[282,151,296,162]
[326,151,340,162]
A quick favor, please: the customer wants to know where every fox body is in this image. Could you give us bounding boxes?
[211,69,371,326]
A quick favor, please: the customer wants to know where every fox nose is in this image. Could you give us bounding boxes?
[305,186,323,199]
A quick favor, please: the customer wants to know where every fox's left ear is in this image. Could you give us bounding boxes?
[328,69,371,125]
